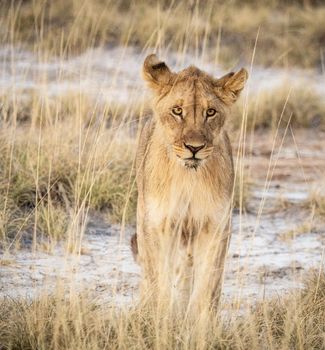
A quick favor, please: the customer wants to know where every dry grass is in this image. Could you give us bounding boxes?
[0,272,324,349]
[232,172,253,212]
[231,85,325,131]
[1,0,325,68]
[279,221,315,241]
[0,93,139,247]
[309,191,325,218]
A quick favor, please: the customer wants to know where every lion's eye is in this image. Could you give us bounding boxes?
[206,108,217,118]
[172,106,183,117]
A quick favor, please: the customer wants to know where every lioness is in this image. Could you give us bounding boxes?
[132,54,248,310]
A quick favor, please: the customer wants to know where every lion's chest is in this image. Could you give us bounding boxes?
[145,173,228,234]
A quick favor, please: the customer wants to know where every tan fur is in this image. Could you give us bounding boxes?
[133,54,248,310]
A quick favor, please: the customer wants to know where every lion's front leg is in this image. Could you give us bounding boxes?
[136,228,160,299]
[135,196,161,299]
[189,229,230,312]
[137,220,195,309]
[168,247,194,311]
[210,233,230,308]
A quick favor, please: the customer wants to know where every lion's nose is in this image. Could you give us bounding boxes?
[184,143,205,155]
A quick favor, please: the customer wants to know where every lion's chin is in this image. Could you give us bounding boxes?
[175,153,207,170]
[183,158,202,170]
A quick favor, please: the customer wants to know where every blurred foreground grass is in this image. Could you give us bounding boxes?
[0,271,324,349]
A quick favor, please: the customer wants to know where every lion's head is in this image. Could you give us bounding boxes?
[143,54,248,169]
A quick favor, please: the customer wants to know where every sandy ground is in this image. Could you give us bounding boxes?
[0,46,324,309]
[1,130,324,309]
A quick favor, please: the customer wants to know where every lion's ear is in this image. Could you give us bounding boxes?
[214,68,248,105]
[142,54,175,90]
